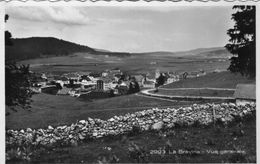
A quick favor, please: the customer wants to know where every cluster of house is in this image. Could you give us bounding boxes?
[30,68,146,98]
[30,68,207,98]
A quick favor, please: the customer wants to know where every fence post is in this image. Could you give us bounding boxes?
[212,106,216,128]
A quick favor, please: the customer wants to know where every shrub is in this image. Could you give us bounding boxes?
[127,125,142,137]
[127,142,148,163]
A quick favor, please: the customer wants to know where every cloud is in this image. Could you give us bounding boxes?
[5,6,233,53]
[93,17,152,26]
[115,6,191,13]
[6,6,91,26]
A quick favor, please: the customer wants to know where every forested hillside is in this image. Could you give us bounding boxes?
[5,37,96,61]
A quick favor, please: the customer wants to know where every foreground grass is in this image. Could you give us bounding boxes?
[6,93,204,130]
[11,111,255,163]
[163,71,255,89]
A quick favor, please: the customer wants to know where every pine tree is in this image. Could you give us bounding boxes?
[128,82,134,94]
[5,14,33,110]
[156,73,165,86]
[225,6,256,78]
[133,81,140,93]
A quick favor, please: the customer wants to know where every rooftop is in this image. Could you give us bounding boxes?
[233,84,256,100]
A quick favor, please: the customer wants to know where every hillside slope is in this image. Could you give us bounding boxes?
[5,37,96,61]
[162,71,255,89]
[5,37,231,62]
[5,37,134,61]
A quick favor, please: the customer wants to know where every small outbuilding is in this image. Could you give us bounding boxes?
[233,84,256,105]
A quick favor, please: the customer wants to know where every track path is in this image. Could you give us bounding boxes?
[135,93,178,102]
[140,88,235,101]
[158,87,235,91]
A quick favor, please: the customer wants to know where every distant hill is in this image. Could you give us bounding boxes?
[135,47,231,59]
[182,47,231,58]
[5,37,133,61]
[5,37,96,61]
[5,36,231,62]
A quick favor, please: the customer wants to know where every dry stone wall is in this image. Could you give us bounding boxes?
[6,102,255,148]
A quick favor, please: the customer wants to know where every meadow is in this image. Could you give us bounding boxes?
[19,51,231,76]
[6,93,204,130]
[162,71,255,89]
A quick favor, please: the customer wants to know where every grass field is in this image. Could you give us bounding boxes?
[13,111,256,163]
[19,52,230,76]
[162,71,255,89]
[154,89,235,97]
[6,93,205,130]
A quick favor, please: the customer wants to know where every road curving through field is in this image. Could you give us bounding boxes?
[140,88,235,102]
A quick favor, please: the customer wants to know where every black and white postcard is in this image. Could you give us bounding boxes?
[2,2,259,163]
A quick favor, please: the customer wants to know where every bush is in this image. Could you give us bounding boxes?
[127,142,149,163]
[127,125,142,137]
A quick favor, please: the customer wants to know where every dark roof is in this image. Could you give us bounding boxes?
[146,74,155,79]
[81,75,91,81]
[114,74,122,78]
[143,80,155,85]
[233,84,256,100]
[117,85,128,89]
[89,73,101,78]
[61,76,69,81]
[57,87,71,95]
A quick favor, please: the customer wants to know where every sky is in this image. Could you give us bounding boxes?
[5,6,234,53]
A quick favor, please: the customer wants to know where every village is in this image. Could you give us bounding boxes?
[4,4,257,163]
[30,68,207,99]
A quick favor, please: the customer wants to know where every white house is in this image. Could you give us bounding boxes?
[55,80,64,87]
[143,80,155,88]
[197,71,206,77]
[88,76,99,82]
[108,82,118,89]
[166,77,175,84]
[102,72,108,77]
[104,83,111,91]
[134,75,144,87]
[41,73,47,80]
